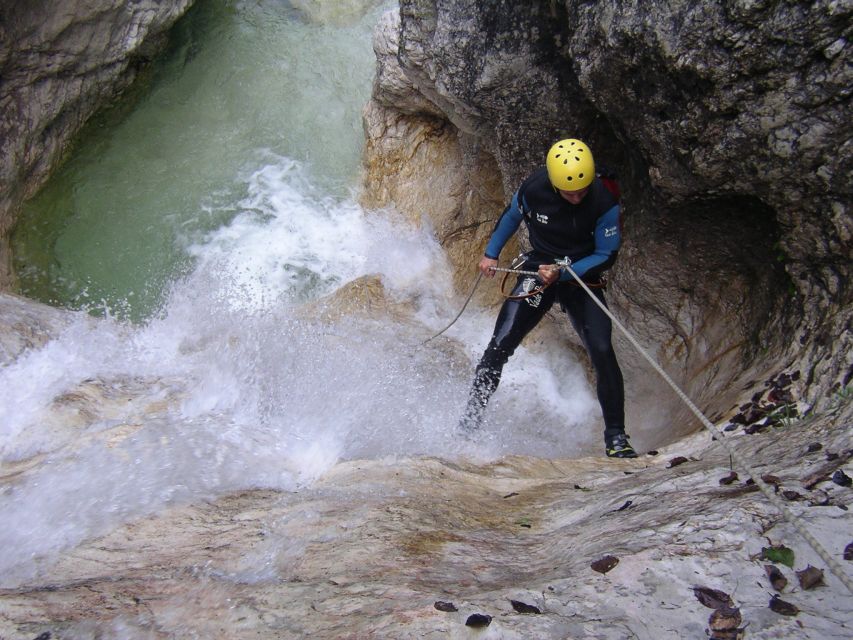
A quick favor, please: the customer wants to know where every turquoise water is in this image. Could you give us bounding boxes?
[11,0,388,321]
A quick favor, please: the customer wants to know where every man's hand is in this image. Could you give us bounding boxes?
[479,256,498,278]
[537,264,561,286]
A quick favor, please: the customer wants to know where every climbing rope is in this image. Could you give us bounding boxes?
[423,259,852,591]
[559,261,853,593]
[420,265,549,344]
[420,272,484,345]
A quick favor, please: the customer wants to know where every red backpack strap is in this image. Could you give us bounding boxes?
[599,175,621,201]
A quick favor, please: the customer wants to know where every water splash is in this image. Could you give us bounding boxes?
[0,0,600,589]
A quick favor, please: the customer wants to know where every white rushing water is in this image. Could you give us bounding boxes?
[0,1,600,587]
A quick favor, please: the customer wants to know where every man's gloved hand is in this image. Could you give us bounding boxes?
[537,264,561,286]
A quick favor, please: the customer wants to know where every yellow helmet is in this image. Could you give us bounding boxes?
[546,139,594,190]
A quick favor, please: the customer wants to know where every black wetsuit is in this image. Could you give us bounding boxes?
[462,168,626,439]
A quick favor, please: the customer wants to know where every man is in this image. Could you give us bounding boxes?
[459,138,638,458]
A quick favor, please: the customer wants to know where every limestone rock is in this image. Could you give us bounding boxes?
[361,1,852,422]
[1,402,851,638]
[0,292,71,365]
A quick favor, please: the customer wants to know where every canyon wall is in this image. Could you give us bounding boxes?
[362,0,852,435]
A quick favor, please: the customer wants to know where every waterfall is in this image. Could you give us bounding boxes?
[0,0,598,588]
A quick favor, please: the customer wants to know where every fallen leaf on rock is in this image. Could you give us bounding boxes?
[806,442,822,453]
[719,471,738,485]
[465,613,492,628]
[646,450,659,455]
[831,470,852,486]
[761,544,795,568]
[434,601,457,612]
[668,456,689,468]
[612,500,633,512]
[769,595,799,616]
[764,564,787,591]
[796,565,824,590]
[761,474,782,486]
[708,606,742,634]
[502,492,519,499]
[744,423,767,434]
[782,490,803,501]
[510,599,541,614]
[693,586,734,610]
[767,388,793,404]
[591,555,619,574]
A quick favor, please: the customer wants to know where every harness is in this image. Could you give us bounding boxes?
[498,254,607,300]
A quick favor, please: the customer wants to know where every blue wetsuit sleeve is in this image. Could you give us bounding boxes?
[484,191,523,259]
[560,204,621,280]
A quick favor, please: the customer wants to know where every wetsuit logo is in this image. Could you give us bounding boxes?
[535,212,549,224]
[522,277,542,308]
[604,225,618,238]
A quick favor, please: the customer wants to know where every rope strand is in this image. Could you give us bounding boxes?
[420,272,483,345]
[560,263,853,593]
[420,259,851,591]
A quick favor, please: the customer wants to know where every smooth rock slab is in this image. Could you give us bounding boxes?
[1,408,851,639]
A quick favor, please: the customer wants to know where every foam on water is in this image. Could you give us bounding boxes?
[0,153,600,586]
[0,0,602,587]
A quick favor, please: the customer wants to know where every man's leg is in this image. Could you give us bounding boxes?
[559,285,636,457]
[459,277,555,432]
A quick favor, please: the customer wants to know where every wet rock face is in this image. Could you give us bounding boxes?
[0,0,194,285]
[369,0,851,411]
[1,409,851,638]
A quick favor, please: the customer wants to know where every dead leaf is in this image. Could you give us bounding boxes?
[510,599,541,614]
[668,456,689,468]
[591,555,619,574]
[465,613,492,628]
[612,500,633,512]
[719,471,738,485]
[796,565,824,590]
[434,601,457,612]
[761,474,782,486]
[831,470,852,486]
[769,595,799,616]
[764,564,787,591]
[782,490,803,501]
[693,586,734,610]
[708,606,742,631]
